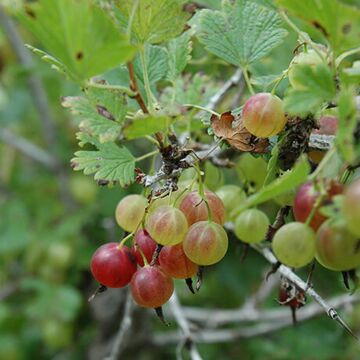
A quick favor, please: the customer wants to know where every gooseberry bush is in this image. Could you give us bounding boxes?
[7,0,360,358]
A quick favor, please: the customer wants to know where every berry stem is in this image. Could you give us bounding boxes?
[135,150,159,163]
[270,71,287,96]
[173,178,197,207]
[133,242,149,266]
[242,67,255,95]
[182,104,220,117]
[305,191,325,227]
[119,232,134,248]
[193,163,213,222]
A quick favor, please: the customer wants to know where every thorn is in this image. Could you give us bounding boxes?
[239,243,249,263]
[185,278,195,294]
[155,306,170,326]
[306,260,316,288]
[328,308,359,341]
[88,284,107,302]
[196,266,204,292]
[266,261,281,281]
[342,271,351,290]
[291,307,297,326]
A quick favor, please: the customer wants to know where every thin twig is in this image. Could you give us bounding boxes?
[206,68,243,111]
[180,274,280,328]
[0,7,75,210]
[154,294,360,345]
[0,129,56,169]
[168,292,203,360]
[107,290,134,360]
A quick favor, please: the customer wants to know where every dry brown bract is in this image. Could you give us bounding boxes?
[210,112,269,153]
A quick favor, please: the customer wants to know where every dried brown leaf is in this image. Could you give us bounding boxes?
[211,112,269,153]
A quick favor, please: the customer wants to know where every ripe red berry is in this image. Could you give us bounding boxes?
[130,266,174,308]
[293,180,343,231]
[179,190,225,226]
[242,93,286,138]
[131,229,158,266]
[90,243,137,288]
[159,244,198,279]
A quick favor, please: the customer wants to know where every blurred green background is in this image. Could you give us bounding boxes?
[1,2,360,360]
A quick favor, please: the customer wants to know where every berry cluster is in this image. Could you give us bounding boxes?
[90,188,231,310]
[89,91,360,319]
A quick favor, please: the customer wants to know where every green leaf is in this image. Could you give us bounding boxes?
[62,90,127,143]
[251,74,282,91]
[231,156,311,216]
[264,142,280,186]
[133,44,169,88]
[123,115,172,139]
[196,0,288,67]
[342,60,360,85]
[336,87,358,163]
[86,87,128,124]
[276,0,360,55]
[19,0,136,82]
[25,45,74,80]
[284,64,336,115]
[166,31,193,82]
[116,0,189,44]
[71,138,135,186]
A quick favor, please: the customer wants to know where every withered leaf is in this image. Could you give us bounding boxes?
[211,112,269,153]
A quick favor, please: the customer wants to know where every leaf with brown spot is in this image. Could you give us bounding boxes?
[211,112,269,153]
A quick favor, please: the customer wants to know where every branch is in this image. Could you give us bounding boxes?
[127,62,149,114]
[180,274,280,328]
[254,246,358,338]
[168,292,203,360]
[206,68,243,111]
[0,6,56,148]
[107,290,134,360]
[0,129,56,170]
[0,6,75,210]
[154,294,360,345]
[308,134,334,151]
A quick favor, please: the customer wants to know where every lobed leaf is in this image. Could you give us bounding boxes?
[196,0,288,67]
[276,0,360,55]
[116,0,190,44]
[166,31,193,82]
[19,0,136,82]
[71,141,136,187]
[62,89,127,143]
[133,44,169,88]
